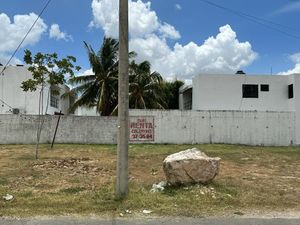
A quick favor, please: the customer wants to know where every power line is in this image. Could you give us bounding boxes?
[0,98,14,110]
[0,0,52,75]
[199,0,300,40]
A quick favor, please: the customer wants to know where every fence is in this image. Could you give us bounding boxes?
[0,110,295,146]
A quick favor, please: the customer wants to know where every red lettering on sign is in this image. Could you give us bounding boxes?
[129,117,154,142]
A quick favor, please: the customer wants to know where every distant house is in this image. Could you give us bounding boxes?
[180,73,300,112]
[0,65,72,115]
[179,84,192,110]
[179,72,300,144]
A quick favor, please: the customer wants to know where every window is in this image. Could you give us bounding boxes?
[50,91,59,108]
[183,89,192,110]
[288,84,294,99]
[260,84,269,92]
[242,84,258,98]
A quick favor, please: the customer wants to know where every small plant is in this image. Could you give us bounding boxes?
[20,50,81,159]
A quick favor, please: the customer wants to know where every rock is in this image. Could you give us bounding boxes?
[163,148,221,185]
[150,181,167,193]
[3,194,13,201]
[142,209,152,214]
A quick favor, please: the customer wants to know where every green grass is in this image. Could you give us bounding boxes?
[0,144,299,217]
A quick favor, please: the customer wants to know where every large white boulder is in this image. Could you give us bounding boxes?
[163,148,221,185]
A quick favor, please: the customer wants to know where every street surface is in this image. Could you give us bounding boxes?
[0,217,300,225]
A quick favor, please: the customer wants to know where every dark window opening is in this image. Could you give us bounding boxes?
[50,90,59,108]
[288,84,294,99]
[183,89,192,110]
[243,84,258,98]
[236,70,246,74]
[261,84,269,92]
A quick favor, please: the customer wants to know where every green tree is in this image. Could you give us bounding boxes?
[21,50,81,159]
[161,80,184,109]
[129,60,166,109]
[65,37,119,116]
[21,50,81,92]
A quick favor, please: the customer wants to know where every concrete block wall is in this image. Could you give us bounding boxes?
[53,116,118,144]
[0,110,296,146]
[0,115,118,145]
[130,110,296,146]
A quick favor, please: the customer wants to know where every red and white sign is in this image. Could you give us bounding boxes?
[129,116,154,142]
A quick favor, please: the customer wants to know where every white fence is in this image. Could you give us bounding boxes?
[130,110,295,146]
[0,110,295,146]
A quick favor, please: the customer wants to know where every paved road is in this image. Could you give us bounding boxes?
[1,217,300,225]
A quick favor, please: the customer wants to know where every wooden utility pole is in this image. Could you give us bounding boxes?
[116,0,129,198]
[51,111,62,149]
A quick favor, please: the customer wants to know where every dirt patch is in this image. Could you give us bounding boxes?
[31,158,111,176]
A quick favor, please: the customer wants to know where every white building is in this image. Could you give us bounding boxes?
[179,73,300,144]
[191,74,298,111]
[76,106,100,116]
[0,65,71,115]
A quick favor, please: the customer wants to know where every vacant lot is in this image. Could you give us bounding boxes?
[0,144,299,217]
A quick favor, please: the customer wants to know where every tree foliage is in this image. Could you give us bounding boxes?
[129,60,166,109]
[64,38,119,116]
[21,50,81,92]
[66,37,185,115]
[161,80,185,109]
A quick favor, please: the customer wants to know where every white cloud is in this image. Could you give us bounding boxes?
[159,23,181,39]
[73,68,94,79]
[279,64,300,75]
[272,2,300,15]
[0,53,21,65]
[49,24,72,41]
[91,0,180,39]
[130,34,171,62]
[290,53,300,63]
[91,0,119,37]
[68,69,95,89]
[175,4,182,10]
[278,53,300,75]
[80,68,94,76]
[0,13,47,64]
[131,25,257,79]
[90,1,257,80]
[88,21,96,29]
[129,0,160,38]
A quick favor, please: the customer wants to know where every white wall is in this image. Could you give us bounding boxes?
[0,65,70,115]
[192,74,292,111]
[1,66,38,114]
[292,75,300,144]
[0,110,295,146]
[76,106,100,116]
[0,114,117,144]
[130,110,295,146]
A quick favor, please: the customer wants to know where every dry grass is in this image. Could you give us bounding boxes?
[0,144,299,217]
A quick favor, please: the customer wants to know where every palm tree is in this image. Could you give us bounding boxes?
[65,37,119,116]
[129,60,166,109]
[161,80,184,109]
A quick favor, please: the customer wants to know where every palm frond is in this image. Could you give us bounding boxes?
[68,74,96,85]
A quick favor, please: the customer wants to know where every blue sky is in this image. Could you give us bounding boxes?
[1,0,300,80]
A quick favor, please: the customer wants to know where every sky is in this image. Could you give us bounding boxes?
[1,0,300,82]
